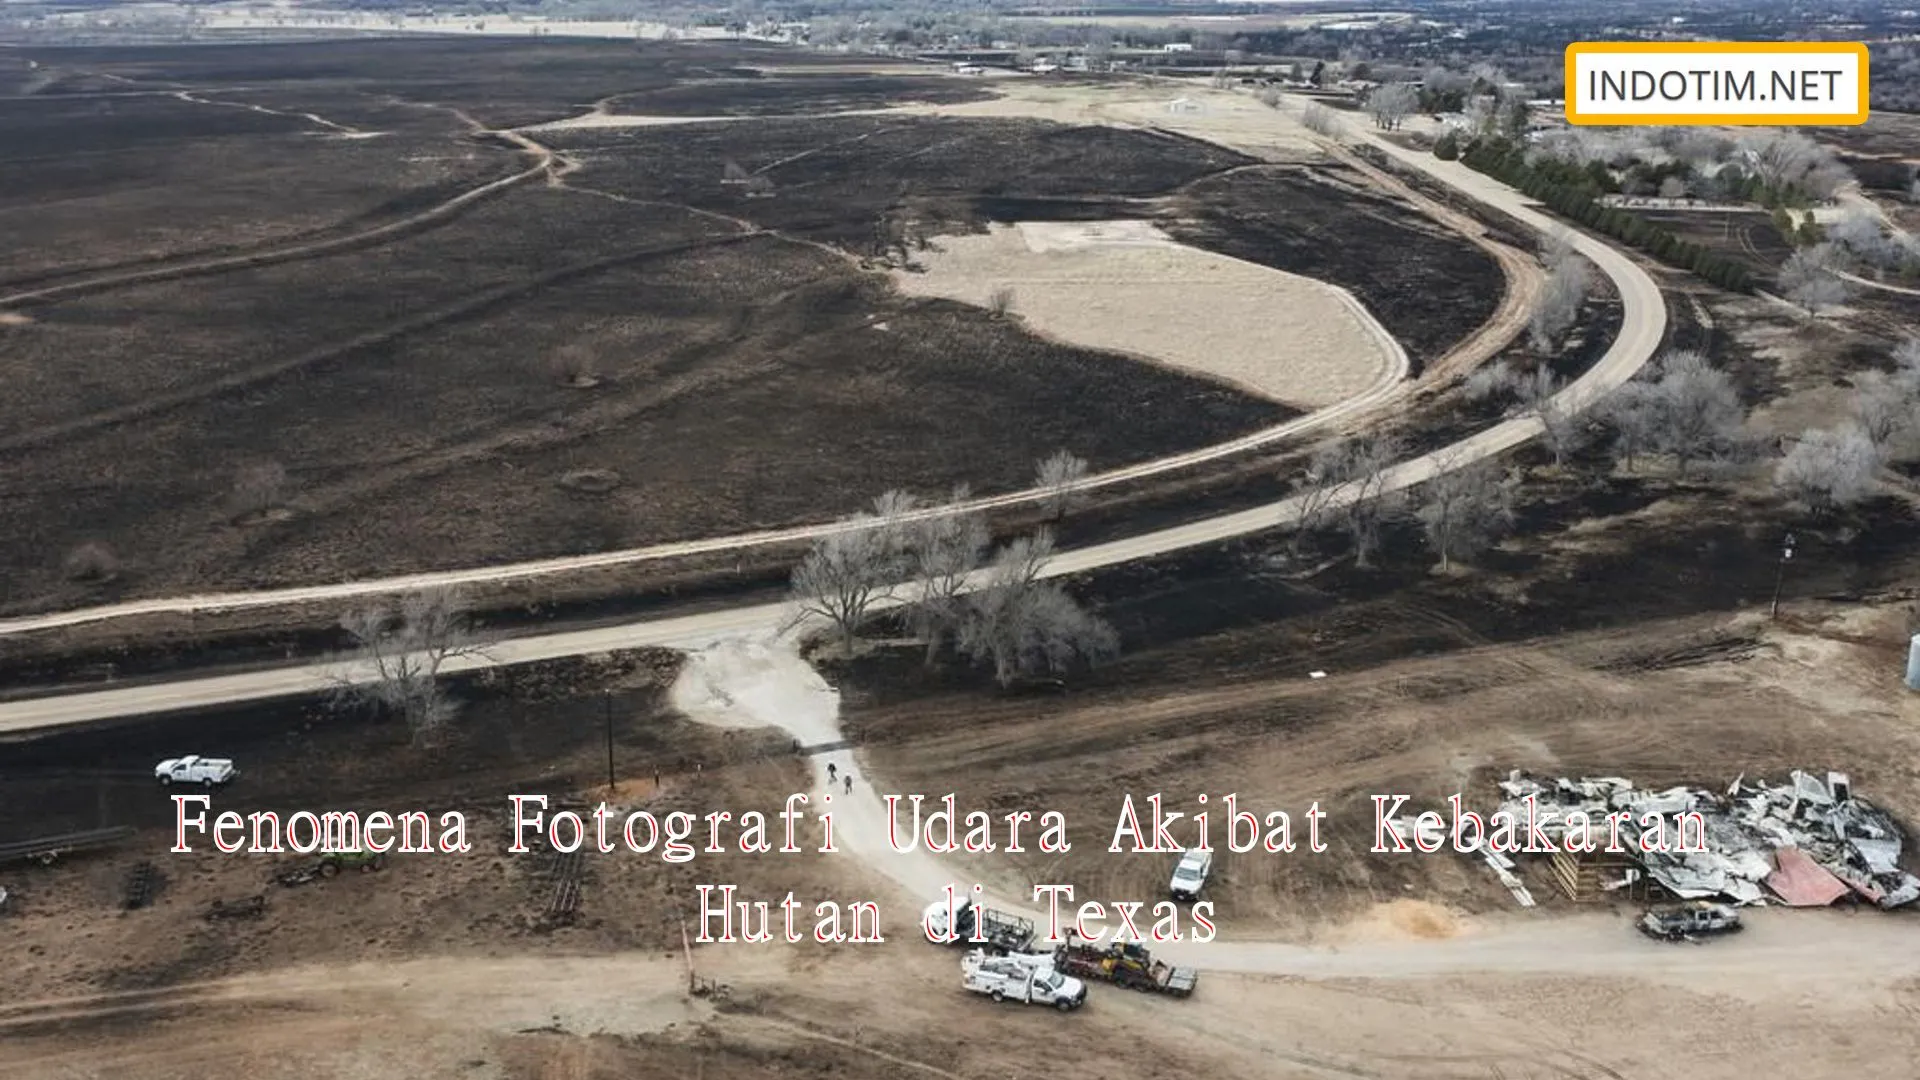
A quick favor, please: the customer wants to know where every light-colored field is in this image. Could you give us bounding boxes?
[520,78,1328,163]
[186,3,743,40]
[901,79,1326,161]
[1009,10,1411,30]
[893,219,1401,409]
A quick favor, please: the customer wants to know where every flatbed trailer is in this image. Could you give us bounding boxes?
[1053,939,1198,998]
[0,826,136,866]
[924,895,1038,955]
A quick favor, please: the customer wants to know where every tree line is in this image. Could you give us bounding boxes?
[1445,136,1755,293]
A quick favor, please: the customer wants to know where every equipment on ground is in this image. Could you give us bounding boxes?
[922,894,1037,955]
[0,826,136,866]
[961,950,1087,1010]
[274,849,387,886]
[1638,901,1742,942]
[1052,935,1198,997]
[154,755,238,787]
[208,894,267,920]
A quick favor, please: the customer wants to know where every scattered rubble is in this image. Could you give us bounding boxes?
[1492,770,1919,910]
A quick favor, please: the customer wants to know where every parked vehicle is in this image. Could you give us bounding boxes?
[275,849,387,887]
[922,893,1037,954]
[1052,935,1198,998]
[1169,848,1212,901]
[1638,901,1742,942]
[154,755,237,787]
[962,950,1086,1010]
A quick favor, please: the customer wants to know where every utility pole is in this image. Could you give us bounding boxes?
[604,689,616,794]
[1769,532,1797,620]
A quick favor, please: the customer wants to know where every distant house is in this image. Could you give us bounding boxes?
[1031,60,1058,73]
[1163,42,1193,53]
[1167,97,1203,113]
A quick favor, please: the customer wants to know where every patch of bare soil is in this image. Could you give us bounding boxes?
[892,219,1401,409]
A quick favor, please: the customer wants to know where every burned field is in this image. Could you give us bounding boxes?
[1163,166,1503,372]
[0,38,1497,615]
[602,71,997,117]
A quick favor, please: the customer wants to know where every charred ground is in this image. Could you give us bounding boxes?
[0,37,1497,616]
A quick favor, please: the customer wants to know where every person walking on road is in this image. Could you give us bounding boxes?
[827,762,838,784]
[844,773,853,795]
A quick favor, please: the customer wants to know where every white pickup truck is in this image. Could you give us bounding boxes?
[962,950,1087,1011]
[154,755,238,787]
[1169,848,1212,901]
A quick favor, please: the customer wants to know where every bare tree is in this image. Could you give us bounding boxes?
[1512,366,1586,466]
[1282,442,1349,555]
[987,286,1015,317]
[1315,434,1402,568]
[231,461,290,521]
[62,541,120,584]
[334,588,483,745]
[1529,239,1593,354]
[1462,361,1520,403]
[1595,380,1662,471]
[1896,336,1920,388]
[790,513,905,655]
[958,530,1118,687]
[1736,131,1851,197]
[1647,349,1747,477]
[1301,101,1339,136]
[1779,243,1854,316]
[1415,458,1516,570]
[544,343,600,388]
[1828,209,1897,268]
[1036,449,1088,520]
[1774,425,1882,516]
[1851,369,1920,452]
[901,487,989,666]
[1366,82,1418,130]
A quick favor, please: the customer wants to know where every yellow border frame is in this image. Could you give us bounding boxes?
[1563,41,1869,126]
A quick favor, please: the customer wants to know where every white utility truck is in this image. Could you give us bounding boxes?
[961,950,1086,1011]
[154,755,238,787]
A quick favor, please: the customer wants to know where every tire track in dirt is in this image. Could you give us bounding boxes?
[0,108,552,313]
[0,229,761,454]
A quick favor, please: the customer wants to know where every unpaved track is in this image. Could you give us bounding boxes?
[0,107,551,316]
[0,97,1666,732]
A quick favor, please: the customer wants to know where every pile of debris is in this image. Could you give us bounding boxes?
[1493,770,1919,910]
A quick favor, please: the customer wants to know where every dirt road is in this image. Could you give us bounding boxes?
[664,634,1920,992]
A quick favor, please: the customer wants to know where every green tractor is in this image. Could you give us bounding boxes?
[276,848,387,887]
[318,848,387,877]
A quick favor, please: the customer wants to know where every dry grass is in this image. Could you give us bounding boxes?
[893,220,1401,408]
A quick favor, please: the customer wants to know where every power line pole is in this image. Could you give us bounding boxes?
[1769,532,1796,620]
[604,689,616,794]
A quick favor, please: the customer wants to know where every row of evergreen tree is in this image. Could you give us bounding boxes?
[1434,133,1755,293]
